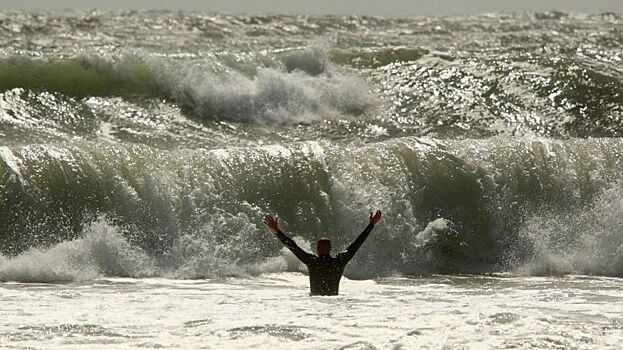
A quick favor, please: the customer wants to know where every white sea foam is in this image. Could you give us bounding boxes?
[0,219,155,283]
[1,274,621,349]
[164,59,375,123]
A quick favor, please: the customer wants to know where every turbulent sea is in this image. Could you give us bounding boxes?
[1,10,623,349]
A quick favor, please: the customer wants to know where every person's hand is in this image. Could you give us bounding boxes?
[263,214,279,234]
[369,210,382,225]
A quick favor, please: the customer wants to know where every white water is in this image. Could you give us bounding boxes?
[1,274,622,349]
[165,51,376,123]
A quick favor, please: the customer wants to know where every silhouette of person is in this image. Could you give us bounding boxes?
[263,210,382,295]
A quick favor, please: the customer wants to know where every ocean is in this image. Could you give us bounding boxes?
[0,10,622,349]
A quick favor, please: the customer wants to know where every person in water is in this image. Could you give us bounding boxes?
[263,210,382,296]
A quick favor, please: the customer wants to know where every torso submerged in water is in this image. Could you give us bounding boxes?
[275,224,374,295]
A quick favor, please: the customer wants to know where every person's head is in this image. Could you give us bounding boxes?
[316,237,332,256]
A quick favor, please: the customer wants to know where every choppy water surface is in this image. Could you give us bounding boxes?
[2,275,622,349]
[0,10,623,349]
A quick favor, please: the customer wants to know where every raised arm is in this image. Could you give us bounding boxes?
[339,210,382,263]
[263,215,313,265]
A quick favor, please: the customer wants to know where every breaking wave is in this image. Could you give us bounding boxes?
[2,137,623,282]
[0,48,375,124]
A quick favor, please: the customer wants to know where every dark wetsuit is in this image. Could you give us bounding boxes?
[275,224,375,296]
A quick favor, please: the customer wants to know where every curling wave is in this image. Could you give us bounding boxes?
[1,137,623,282]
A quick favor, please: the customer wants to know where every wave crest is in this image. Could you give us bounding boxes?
[0,48,376,124]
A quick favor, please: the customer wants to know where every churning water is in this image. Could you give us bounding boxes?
[0,10,622,349]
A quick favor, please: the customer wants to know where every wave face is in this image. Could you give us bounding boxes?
[1,11,623,281]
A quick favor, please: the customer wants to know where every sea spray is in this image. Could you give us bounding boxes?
[0,218,155,282]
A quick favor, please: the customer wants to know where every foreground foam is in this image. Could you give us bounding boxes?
[0,214,311,283]
[0,219,155,283]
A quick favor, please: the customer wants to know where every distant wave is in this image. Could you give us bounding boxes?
[3,46,623,138]
[0,55,162,97]
[0,48,375,123]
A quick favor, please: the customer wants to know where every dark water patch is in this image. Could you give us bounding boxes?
[228,324,310,341]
